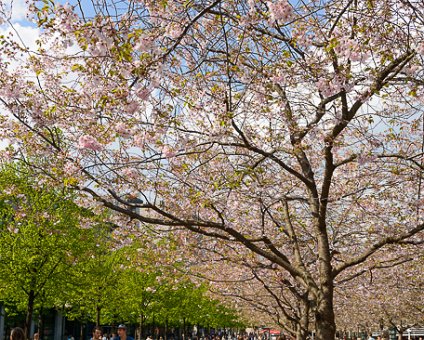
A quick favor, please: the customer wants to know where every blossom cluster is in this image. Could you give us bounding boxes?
[316,75,352,97]
[78,135,103,151]
[267,0,293,24]
[115,123,132,138]
[334,37,368,62]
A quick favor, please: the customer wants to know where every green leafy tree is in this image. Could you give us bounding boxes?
[59,226,123,327]
[153,280,244,337]
[0,164,96,338]
[98,239,245,338]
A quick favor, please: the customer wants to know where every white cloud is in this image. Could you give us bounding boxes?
[1,0,29,23]
[0,0,39,53]
[0,18,40,151]
[0,22,41,52]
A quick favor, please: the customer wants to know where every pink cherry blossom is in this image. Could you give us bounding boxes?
[166,24,183,39]
[162,145,176,158]
[64,162,80,175]
[2,1,424,338]
[115,122,132,138]
[135,87,150,100]
[122,167,138,179]
[125,101,139,114]
[134,37,155,52]
[267,0,293,24]
[78,135,103,151]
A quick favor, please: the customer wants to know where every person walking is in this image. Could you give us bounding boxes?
[10,328,25,340]
[91,326,103,340]
[117,324,134,340]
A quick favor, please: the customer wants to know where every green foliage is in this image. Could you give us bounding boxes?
[97,239,244,328]
[0,162,99,318]
[0,163,243,329]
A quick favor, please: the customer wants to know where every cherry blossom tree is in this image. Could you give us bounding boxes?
[334,249,424,337]
[0,0,423,339]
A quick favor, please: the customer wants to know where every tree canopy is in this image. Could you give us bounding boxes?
[0,1,423,339]
[0,163,97,338]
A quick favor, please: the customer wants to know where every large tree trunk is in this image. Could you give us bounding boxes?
[295,326,308,340]
[314,208,336,340]
[296,300,310,340]
[314,292,336,340]
[25,289,36,340]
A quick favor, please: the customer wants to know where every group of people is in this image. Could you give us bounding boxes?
[7,324,133,340]
[91,324,134,340]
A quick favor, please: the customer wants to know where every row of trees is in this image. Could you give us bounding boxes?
[0,162,421,339]
[0,163,244,339]
[174,226,423,337]
[0,0,423,338]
